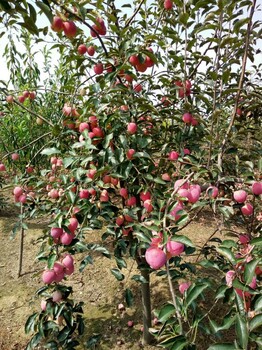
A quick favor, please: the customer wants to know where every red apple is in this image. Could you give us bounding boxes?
[51,16,64,32]
[87,46,95,56]
[77,44,87,55]
[63,21,77,38]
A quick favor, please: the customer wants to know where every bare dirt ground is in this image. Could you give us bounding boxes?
[0,196,229,350]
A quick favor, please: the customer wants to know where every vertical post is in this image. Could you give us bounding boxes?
[18,203,24,277]
[141,268,154,345]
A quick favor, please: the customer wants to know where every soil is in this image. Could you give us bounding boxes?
[0,194,232,350]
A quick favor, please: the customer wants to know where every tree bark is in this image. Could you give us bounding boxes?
[141,268,154,345]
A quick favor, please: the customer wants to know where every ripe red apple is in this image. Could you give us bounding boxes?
[168,151,179,160]
[23,90,30,98]
[140,191,151,201]
[50,227,63,240]
[145,247,167,269]
[111,177,119,186]
[136,61,147,72]
[0,163,6,171]
[179,282,191,294]
[60,232,74,245]
[79,189,90,199]
[127,320,134,327]
[42,269,56,284]
[6,95,14,103]
[252,181,262,196]
[129,54,139,66]
[63,21,77,38]
[170,202,184,221]
[241,203,253,216]
[13,186,23,197]
[145,56,154,68]
[11,153,19,161]
[120,188,128,198]
[126,196,137,207]
[166,241,184,256]
[100,189,109,202]
[94,62,104,75]
[164,0,173,10]
[127,122,137,134]
[126,149,136,160]
[144,199,153,213]
[52,290,63,303]
[51,16,64,32]
[87,46,95,56]
[134,83,142,93]
[182,113,193,124]
[18,95,25,104]
[53,261,64,275]
[29,91,36,100]
[68,217,78,233]
[26,166,34,174]
[62,254,74,269]
[116,215,125,226]
[206,186,219,198]
[77,44,87,55]
[233,190,247,203]
[79,122,89,133]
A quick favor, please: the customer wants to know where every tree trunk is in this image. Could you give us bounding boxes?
[141,268,155,345]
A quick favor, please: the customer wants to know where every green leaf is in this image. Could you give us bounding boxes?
[131,274,148,283]
[216,246,236,264]
[157,303,176,323]
[47,253,57,269]
[250,237,262,246]
[25,312,38,334]
[244,258,260,284]
[171,235,194,247]
[249,313,262,332]
[36,1,53,23]
[41,148,61,155]
[254,296,262,311]
[236,314,248,349]
[186,284,209,308]
[111,268,124,281]
[79,256,93,272]
[125,288,134,307]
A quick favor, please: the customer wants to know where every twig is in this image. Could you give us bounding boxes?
[2,132,51,160]
[217,0,257,171]
[124,0,146,28]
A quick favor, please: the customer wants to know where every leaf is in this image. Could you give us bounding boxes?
[244,258,260,284]
[254,296,262,311]
[79,255,93,272]
[171,235,194,247]
[111,268,124,281]
[47,253,57,269]
[131,274,148,284]
[236,314,248,349]
[250,237,262,246]
[40,148,61,155]
[249,313,262,332]
[157,303,176,323]
[186,284,209,308]
[25,313,38,334]
[36,1,53,23]
[216,246,236,264]
[125,288,134,307]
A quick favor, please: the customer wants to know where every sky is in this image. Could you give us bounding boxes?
[0,0,261,86]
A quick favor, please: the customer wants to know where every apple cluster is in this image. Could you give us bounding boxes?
[42,254,74,285]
